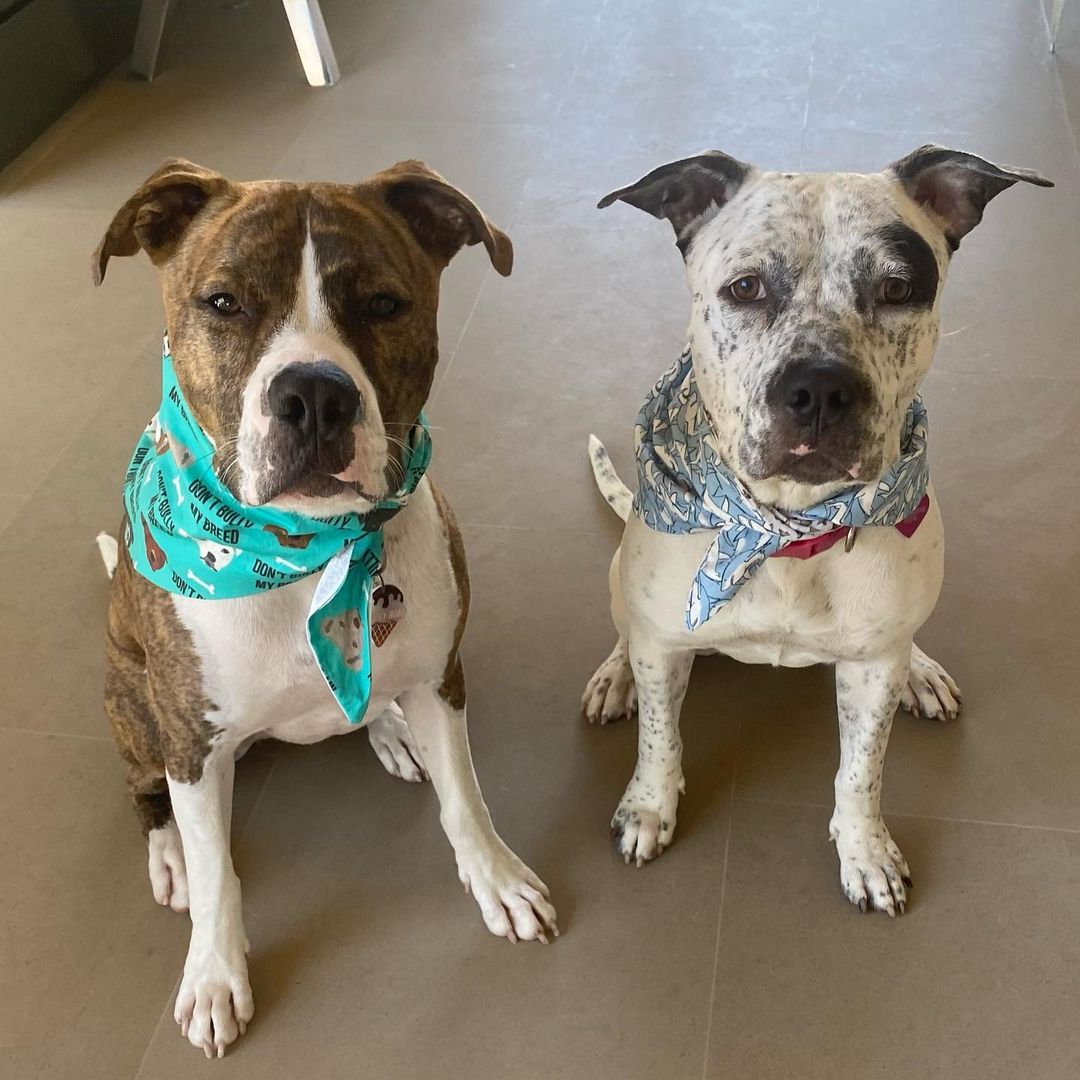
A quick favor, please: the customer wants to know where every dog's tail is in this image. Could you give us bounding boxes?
[588,435,633,522]
[96,533,119,579]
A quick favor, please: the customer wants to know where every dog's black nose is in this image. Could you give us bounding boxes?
[775,358,867,438]
[268,361,360,443]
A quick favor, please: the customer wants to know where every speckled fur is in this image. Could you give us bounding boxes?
[587,145,1050,914]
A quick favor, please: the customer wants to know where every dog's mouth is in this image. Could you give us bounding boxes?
[743,427,882,488]
[779,444,869,484]
[242,423,394,510]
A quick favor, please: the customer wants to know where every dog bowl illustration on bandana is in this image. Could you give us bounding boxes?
[371,582,406,647]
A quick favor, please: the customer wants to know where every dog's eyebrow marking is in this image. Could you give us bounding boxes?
[875,221,939,305]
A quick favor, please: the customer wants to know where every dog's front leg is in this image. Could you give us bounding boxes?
[830,647,913,917]
[399,673,558,943]
[168,745,254,1057]
[611,639,694,865]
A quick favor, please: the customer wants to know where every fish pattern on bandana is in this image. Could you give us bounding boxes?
[633,349,930,630]
[122,335,432,724]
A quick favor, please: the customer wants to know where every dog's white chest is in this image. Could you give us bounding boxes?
[173,579,361,743]
[169,480,458,746]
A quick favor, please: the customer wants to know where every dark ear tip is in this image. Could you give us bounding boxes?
[91,249,105,286]
[597,192,619,210]
[493,233,513,276]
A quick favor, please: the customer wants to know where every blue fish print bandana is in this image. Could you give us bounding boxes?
[123,336,432,724]
[633,349,930,630]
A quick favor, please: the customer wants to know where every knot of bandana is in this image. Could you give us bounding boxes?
[633,349,930,631]
[122,336,432,724]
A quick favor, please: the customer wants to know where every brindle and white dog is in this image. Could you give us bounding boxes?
[95,159,556,1058]
[583,146,1051,913]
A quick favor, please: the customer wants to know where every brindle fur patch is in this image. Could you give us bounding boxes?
[431,481,469,710]
[104,535,220,825]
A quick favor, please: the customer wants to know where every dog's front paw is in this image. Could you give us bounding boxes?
[174,937,254,1059]
[458,842,558,944]
[830,812,911,917]
[902,644,962,721]
[367,703,428,782]
[582,641,637,725]
[611,776,682,866]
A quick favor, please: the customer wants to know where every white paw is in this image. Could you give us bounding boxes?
[458,842,558,944]
[174,938,254,1059]
[148,821,189,912]
[902,644,962,721]
[611,774,683,866]
[830,811,911,917]
[367,703,428,782]
[582,644,638,725]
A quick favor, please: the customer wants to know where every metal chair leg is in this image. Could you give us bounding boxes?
[131,0,173,81]
[1050,0,1066,52]
[282,0,340,87]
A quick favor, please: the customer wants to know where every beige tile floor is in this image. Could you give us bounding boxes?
[2,0,1078,1077]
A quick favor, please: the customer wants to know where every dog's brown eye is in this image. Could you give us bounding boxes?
[878,277,913,305]
[207,292,242,316]
[728,275,765,303]
[368,293,401,318]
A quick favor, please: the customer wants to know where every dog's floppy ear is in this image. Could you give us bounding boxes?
[887,145,1053,250]
[374,160,513,276]
[92,158,231,285]
[598,150,755,251]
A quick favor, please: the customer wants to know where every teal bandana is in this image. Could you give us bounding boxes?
[123,337,432,724]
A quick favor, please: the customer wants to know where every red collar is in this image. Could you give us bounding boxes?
[772,493,931,561]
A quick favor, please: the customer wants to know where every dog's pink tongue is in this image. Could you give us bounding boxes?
[848,462,862,480]
[790,444,813,457]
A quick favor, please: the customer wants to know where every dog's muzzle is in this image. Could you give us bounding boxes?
[761,354,874,481]
[259,360,362,502]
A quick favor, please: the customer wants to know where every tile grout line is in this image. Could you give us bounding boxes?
[429,265,494,408]
[3,725,113,743]
[699,716,741,1080]
[733,791,1080,837]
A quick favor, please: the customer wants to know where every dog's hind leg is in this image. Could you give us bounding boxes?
[105,594,190,912]
[582,636,638,725]
[367,702,429,782]
[901,643,962,721]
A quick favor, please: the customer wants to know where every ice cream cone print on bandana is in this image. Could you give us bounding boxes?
[371,582,406,646]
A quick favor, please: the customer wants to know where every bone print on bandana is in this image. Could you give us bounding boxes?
[633,349,930,630]
[123,335,432,724]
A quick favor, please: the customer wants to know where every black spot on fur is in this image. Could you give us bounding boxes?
[876,221,939,306]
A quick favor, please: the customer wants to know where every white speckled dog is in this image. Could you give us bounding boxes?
[584,145,1051,914]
